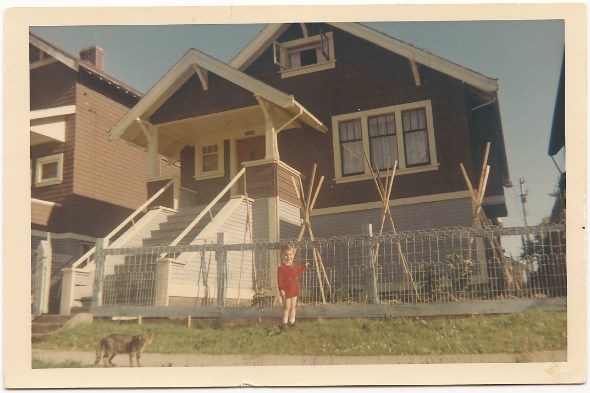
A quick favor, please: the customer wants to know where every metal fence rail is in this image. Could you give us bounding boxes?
[91,224,566,312]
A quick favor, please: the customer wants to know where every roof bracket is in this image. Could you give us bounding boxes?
[192,64,208,91]
[409,59,421,87]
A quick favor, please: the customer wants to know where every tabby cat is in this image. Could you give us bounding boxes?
[94,332,154,367]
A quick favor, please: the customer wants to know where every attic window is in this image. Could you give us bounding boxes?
[273,31,336,78]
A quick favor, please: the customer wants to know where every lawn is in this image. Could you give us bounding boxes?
[33,311,566,358]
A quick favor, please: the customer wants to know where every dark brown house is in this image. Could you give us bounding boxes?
[110,22,510,241]
[29,32,178,312]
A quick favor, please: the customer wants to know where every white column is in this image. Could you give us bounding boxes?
[255,96,279,161]
[137,119,161,179]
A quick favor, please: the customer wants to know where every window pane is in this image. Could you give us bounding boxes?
[404,130,430,166]
[342,140,364,175]
[202,144,219,172]
[402,108,430,166]
[41,161,58,180]
[339,119,364,176]
[203,154,218,172]
[370,135,398,170]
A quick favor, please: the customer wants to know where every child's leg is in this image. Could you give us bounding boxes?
[282,297,292,324]
[288,296,298,324]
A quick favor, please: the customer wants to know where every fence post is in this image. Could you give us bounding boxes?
[155,258,172,306]
[59,267,75,315]
[32,240,52,317]
[362,223,380,304]
[91,238,107,307]
[216,233,227,307]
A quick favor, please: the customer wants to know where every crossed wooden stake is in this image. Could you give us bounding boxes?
[291,163,332,304]
[364,153,421,301]
[459,142,515,294]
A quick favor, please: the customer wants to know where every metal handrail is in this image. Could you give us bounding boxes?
[70,178,176,269]
[168,167,246,248]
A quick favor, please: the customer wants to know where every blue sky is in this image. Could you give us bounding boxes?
[29,20,565,237]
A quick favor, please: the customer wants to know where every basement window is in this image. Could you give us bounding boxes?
[34,153,64,187]
[195,142,225,180]
[273,31,336,78]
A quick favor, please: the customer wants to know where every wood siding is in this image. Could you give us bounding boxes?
[30,60,76,110]
[279,199,302,239]
[150,74,259,125]
[249,24,479,210]
[310,197,473,238]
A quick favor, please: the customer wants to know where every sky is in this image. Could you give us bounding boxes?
[29,19,565,235]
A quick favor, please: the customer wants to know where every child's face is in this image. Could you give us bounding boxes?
[282,249,294,264]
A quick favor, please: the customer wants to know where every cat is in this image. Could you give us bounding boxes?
[94,331,154,367]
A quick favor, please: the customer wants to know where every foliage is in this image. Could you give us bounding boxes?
[415,255,474,301]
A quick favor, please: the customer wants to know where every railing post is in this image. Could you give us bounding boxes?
[155,258,172,306]
[91,238,107,307]
[32,240,52,317]
[216,233,227,307]
[59,267,75,315]
[362,223,380,304]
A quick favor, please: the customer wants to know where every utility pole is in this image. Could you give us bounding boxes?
[519,178,532,249]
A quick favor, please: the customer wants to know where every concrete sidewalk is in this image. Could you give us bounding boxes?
[32,349,567,368]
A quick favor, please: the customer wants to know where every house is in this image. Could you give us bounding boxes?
[109,22,510,239]
[29,32,178,313]
[548,52,565,223]
[61,23,512,312]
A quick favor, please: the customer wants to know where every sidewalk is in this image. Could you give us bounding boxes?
[32,349,567,367]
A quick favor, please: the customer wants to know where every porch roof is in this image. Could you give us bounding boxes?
[109,48,327,159]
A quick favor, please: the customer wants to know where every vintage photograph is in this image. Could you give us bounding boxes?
[3,2,586,389]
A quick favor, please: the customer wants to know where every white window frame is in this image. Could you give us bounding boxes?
[195,141,225,180]
[274,32,336,78]
[34,153,64,187]
[332,100,439,184]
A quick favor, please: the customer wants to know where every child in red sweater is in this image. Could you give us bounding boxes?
[277,245,309,329]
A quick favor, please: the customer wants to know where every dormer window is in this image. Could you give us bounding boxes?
[273,31,336,78]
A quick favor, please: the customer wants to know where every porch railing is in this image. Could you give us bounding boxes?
[59,178,175,314]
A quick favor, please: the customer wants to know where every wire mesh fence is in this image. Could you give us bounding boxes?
[95,224,566,310]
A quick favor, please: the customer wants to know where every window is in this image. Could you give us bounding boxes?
[195,142,224,180]
[332,101,438,182]
[274,32,335,78]
[34,153,63,186]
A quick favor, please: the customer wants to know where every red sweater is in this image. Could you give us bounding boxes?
[277,263,306,298]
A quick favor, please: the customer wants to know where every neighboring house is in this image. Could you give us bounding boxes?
[61,23,513,312]
[548,53,565,223]
[29,32,178,313]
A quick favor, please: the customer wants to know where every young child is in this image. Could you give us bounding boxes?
[277,245,309,329]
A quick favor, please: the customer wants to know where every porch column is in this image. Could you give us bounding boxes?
[255,95,280,160]
[137,119,161,178]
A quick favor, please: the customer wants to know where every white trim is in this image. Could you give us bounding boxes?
[31,198,63,208]
[30,105,76,120]
[29,34,79,71]
[34,153,64,187]
[312,190,472,216]
[31,229,97,243]
[334,163,440,184]
[332,100,437,181]
[194,141,225,180]
[231,23,498,93]
[275,32,337,79]
[29,57,59,70]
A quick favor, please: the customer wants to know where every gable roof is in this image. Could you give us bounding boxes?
[109,47,327,143]
[229,22,499,94]
[29,32,142,98]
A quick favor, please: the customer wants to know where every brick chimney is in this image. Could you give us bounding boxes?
[79,45,104,71]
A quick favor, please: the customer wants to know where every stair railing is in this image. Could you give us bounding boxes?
[70,178,176,269]
[167,167,246,248]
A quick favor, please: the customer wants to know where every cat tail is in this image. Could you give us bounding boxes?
[94,340,104,366]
